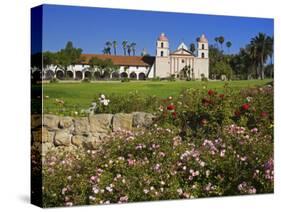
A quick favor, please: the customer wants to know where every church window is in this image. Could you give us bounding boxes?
[161,51,164,57]
[202,44,205,49]
[182,59,185,63]
[161,42,164,48]
[201,52,205,58]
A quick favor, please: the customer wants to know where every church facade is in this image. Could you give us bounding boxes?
[153,33,209,79]
[42,33,209,80]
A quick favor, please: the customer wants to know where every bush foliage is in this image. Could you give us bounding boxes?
[35,83,274,207]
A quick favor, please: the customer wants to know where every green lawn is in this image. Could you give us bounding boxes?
[41,79,272,114]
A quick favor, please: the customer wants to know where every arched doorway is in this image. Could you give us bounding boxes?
[94,71,101,80]
[120,72,128,78]
[75,71,82,80]
[138,72,146,80]
[44,70,55,80]
[84,71,91,79]
[56,70,64,80]
[66,70,74,79]
[129,72,137,79]
[103,71,110,80]
[112,71,119,79]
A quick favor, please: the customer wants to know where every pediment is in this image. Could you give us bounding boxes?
[171,48,194,56]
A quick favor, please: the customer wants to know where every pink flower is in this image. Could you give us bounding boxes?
[119,195,129,203]
[127,159,135,166]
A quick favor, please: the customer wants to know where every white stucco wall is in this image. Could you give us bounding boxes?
[193,58,209,79]
[155,56,171,78]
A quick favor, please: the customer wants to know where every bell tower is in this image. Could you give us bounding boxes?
[156,33,169,57]
[197,34,209,59]
[155,33,170,78]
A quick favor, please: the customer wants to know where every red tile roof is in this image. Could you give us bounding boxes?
[80,54,155,67]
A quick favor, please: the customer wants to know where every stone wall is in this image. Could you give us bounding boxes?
[31,112,155,155]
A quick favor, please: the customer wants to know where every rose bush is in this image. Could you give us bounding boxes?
[38,83,273,207]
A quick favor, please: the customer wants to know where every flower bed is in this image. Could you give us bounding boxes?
[34,83,273,207]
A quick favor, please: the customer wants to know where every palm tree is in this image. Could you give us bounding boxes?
[267,36,274,78]
[127,44,131,56]
[218,36,225,51]
[122,41,127,56]
[214,37,219,48]
[112,40,117,55]
[130,42,136,56]
[105,41,112,55]
[250,33,272,79]
[226,41,232,53]
[189,43,196,54]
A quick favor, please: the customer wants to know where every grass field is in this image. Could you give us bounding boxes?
[41,79,272,114]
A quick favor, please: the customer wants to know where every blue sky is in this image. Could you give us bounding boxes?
[41,4,273,56]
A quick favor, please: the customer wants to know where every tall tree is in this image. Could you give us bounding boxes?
[127,44,131,56]
[226,41,232,53]
[189,43,196,54]
[214,37,219,48]
[55,41,82,76]
[250,33,271,79]
[105,41,112,55]
[112,40,117,55]
[130,42,136,56]
[43,51,55,68]
[122,41,127,56]
[218,36,225,51]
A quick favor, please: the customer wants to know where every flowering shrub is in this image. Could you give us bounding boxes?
[41,122,273,207]
[39,84,273,207]
[156,84,273,140]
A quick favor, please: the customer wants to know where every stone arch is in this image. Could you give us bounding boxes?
[103,70,111,79]
[112,71,119,79]
[66,70,74,79]
[56,70,64,80]
[94,71,101,80]
[75,71,82,80]
[129,72,137,79]
[44,69,55,80]
[120,72,128,78]
[84,71,91,79]
[138,72,146,80]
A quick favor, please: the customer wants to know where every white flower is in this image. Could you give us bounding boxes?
[106,186,113,192]
[92,187,99,194]
[100,94,105,99]
[177,188,183,195]
[89,196,96,201]
[143,189,149,194]
[246,96,253,102]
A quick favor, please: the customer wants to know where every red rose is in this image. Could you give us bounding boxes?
[260,111,268,118]
[234,110,241,117]
[219,94,224,99]
[172,112,177,118]
[241,103,250,111]
[208,89,215,96]
[167,104,175,111]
